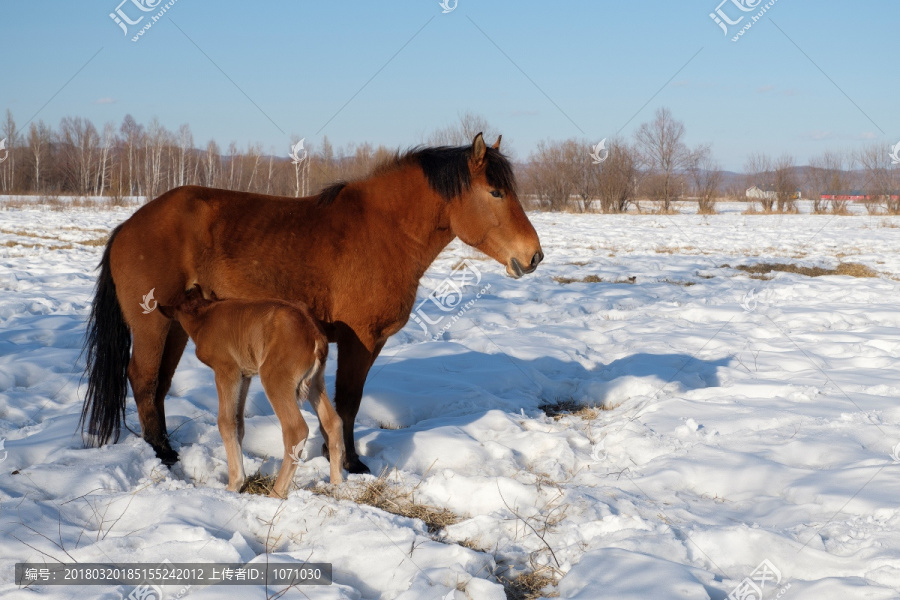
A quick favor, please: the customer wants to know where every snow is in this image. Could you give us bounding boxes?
[2,201,900,599]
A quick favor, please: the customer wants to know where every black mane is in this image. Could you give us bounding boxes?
[413,145,516,201]
[315,144,516,206]
[317,181,347,206]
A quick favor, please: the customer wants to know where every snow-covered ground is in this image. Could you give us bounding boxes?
[2,202,900,599]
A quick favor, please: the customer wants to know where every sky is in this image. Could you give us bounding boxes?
[0,0,897,171]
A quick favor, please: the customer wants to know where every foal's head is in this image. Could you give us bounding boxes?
[418,133,544,278]
[159,285,218,319]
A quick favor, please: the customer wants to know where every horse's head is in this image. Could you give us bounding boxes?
[447,133,543,278]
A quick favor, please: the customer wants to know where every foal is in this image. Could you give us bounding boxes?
[161,288,344,498]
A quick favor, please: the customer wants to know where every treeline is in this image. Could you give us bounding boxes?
[0,109,398,201]
[0,108,896,214]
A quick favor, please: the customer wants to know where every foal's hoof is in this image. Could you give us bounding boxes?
[322,443,369,474]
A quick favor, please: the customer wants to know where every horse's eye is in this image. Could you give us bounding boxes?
[490,190,502,198]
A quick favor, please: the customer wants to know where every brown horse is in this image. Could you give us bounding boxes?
[159,288,344,497]
[81,133,543,473]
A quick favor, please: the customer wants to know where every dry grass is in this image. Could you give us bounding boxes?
[240,471,277,496]
[553,274,634,285]
[377,422,407,430]
[663,279,696,287]
[741,206,778,215]
[0,195,131,211]
[501,569,560,600]
[313,469,459,534]
[654,245,698,254]
[539,398,606,421]
[0,228,108,248]
[730,262,877,279]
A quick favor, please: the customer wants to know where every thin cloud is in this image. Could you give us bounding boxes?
[95,97,116,104]
[756,84,776,93]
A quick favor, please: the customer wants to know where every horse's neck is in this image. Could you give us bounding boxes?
[350,168,455,278]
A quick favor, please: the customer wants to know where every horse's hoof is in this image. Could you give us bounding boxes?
[346,456,370,475]
[155,445,179,467]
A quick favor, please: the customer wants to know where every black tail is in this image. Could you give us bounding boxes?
[80,224,131,446]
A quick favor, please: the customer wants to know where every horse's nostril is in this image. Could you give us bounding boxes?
[531,251,544,268]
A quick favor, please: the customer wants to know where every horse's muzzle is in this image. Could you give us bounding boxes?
[508,251,543,278]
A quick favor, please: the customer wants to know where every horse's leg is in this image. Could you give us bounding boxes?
[129,315,179,465]
[306,364,344,485]
[260,366,310,499]
[152,320,188,460]
[214,367,246,493]
[332,328,384,474]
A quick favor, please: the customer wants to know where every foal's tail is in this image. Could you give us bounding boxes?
[80,225,131,446]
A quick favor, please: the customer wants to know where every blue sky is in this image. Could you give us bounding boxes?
[0,1,896,171]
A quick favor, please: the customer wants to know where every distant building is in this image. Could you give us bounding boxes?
[746,186,801,200]
[745,186,775,200]
[820,191,900,202]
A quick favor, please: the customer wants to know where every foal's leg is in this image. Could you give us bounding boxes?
[235,376,251,446]
[214,367,247,492]
[306,365,344,485]
[260,365,310,499]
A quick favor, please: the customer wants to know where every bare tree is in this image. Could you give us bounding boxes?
[97,122,116,196]
[564,140,597,212]
[428,111,500,147]
[744,152,775,211]
[120,114,143,196]
[807,150,852,214]
[773,153,798,213]
[204,140,221,188]
[59,116,100,195]
[687,144,722,214]
[1,110,20,192]
[176,124,193,188]
[856,143,898,214]
[27,120,51,193]
[596,139,638,213]
[526,140,572,211]
[635,107,690,212]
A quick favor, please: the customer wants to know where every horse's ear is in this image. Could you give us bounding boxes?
[492,135,502,150]
[471,132,486,167]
